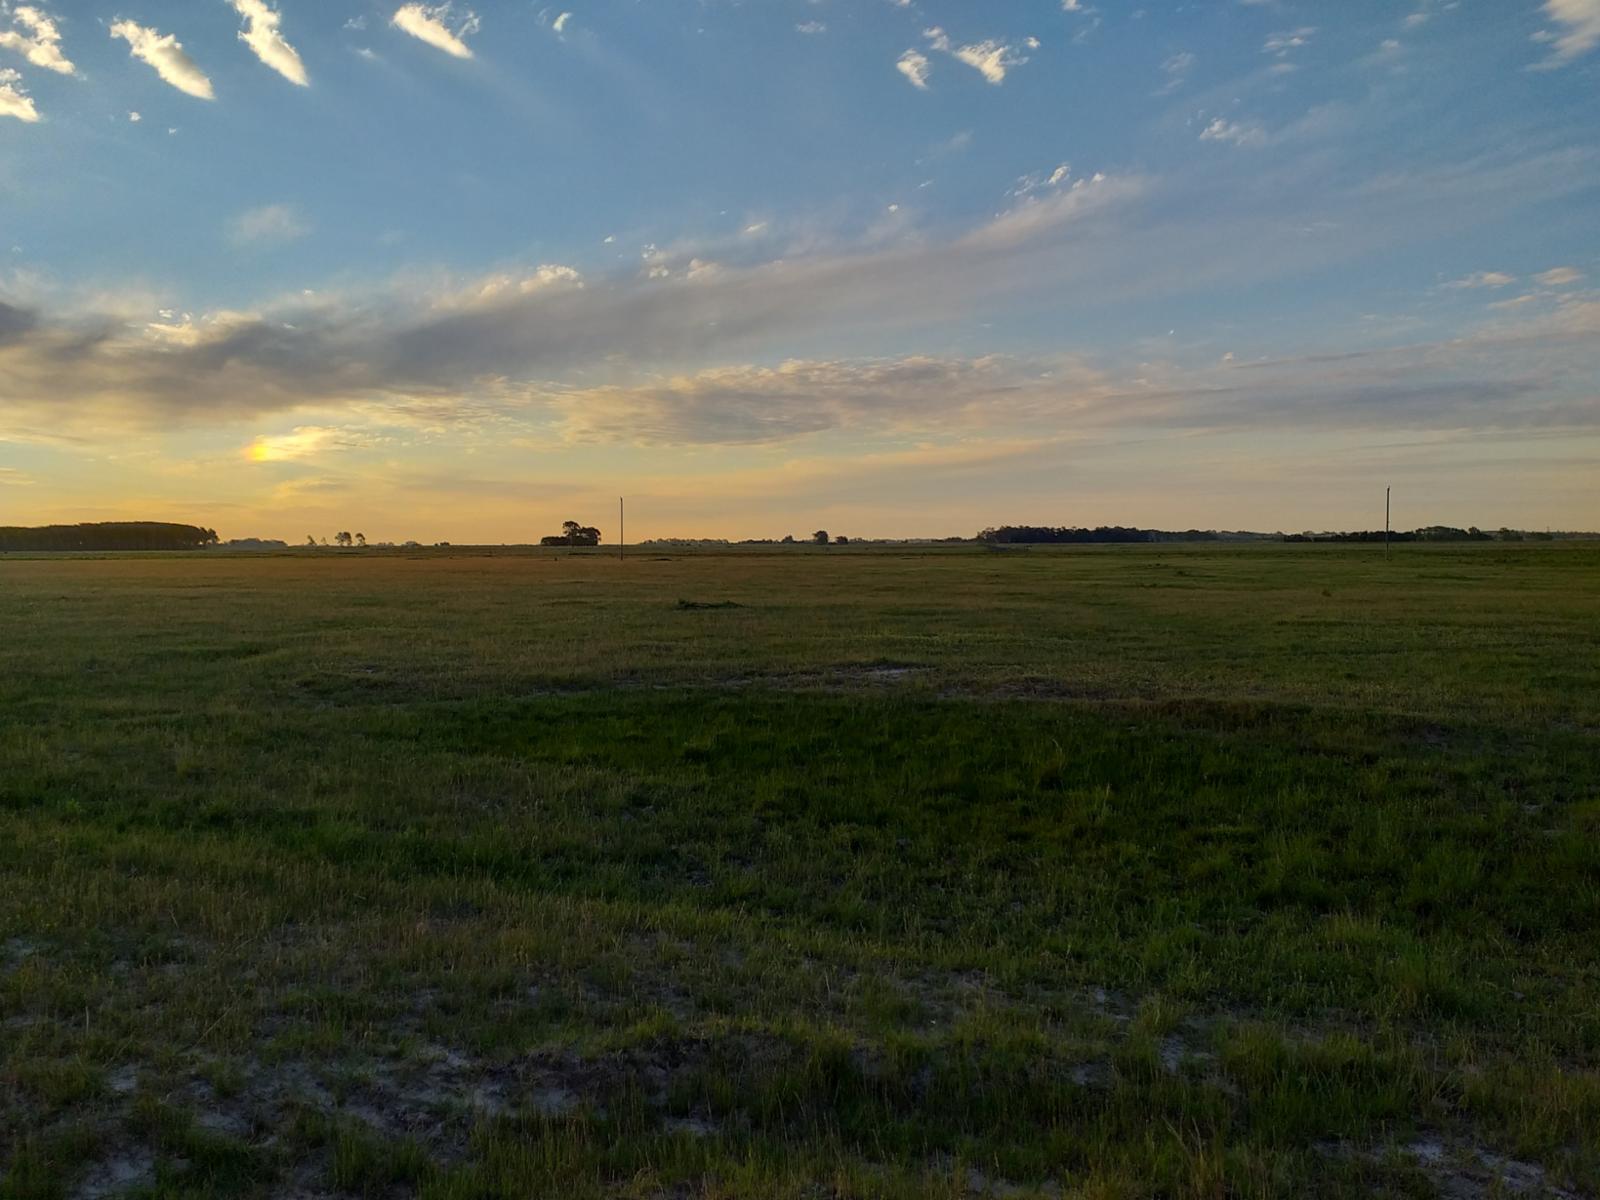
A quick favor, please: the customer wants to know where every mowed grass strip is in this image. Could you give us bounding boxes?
[1,543,1598,1198]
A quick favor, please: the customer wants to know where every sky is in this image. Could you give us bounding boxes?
[0,0,1597,542]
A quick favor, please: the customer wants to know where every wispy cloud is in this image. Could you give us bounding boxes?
[1442,271,1516,289]
[229,204,309,245]
[391,3,479,60]
[923,26,1031,85]
[0,5,73,75]
[109,19,214,100]
[1535,266,1583,286]
[1199,117,1266,148]
[231,0,308,87]
[1535,0,1600,63]
[896,48,930,90]
[0,65,36,121]
[1263,27,1316,56]
[1157,51,1194,94]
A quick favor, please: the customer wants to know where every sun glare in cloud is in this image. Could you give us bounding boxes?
[246,427,342,463]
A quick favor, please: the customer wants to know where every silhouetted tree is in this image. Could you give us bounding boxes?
[335,531,353,548]
[541,520,601,546]
[813,530,830,545]
[355,532,367,547]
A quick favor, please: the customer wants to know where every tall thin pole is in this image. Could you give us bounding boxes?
[619,496,625,562]
[1385,486,1390,559]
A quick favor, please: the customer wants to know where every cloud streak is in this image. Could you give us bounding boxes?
[231,0,308,86]
[0,175,1137,436]
[1538,0,1600,63]
[109,19,214,99]
[391,3,478,59]
[3,147,1596,458]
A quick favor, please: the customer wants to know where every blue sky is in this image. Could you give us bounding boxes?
[1,0,1596,540]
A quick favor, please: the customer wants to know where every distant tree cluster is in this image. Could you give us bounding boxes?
[1285,526,1502,543]
[541,520,602,547]
[977,526,1251,544]
[0,522,219,551]
[221,538,288,550]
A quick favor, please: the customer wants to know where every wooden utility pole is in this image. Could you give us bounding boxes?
[619,497,625,562]
[1385,486,1391,559]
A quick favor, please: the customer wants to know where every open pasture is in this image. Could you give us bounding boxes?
[2,543,1598,1199]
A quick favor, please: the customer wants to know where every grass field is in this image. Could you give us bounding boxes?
[2,542,1598,1199]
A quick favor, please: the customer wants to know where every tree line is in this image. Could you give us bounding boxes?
[977,526,1258,544]
[0,522,219,551]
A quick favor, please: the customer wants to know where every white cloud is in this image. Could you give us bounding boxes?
[953,39,1028,84]
[923,26,1030,84]
[1199,117,1266,148]
[231,0,308,87]
[1443,271,1516,289]
[109,20,214,99]
[1011,163,1071,197]
[1538,0,1600,62]
[1535,266,1583,286]
[1263,27,1316,55]
[0,65,36,120]
[796,21,826,34]
[229,204,309,245]
[391,3,478,59]
[896,48,930,89]
[552,11,571,33]
[128,110,140,121]
[1158,50,1193,94]
[0,5,73,75]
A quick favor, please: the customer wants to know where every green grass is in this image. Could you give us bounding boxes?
[2,542,1598,1198]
